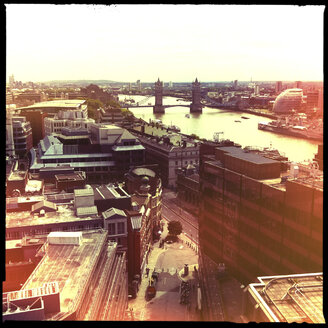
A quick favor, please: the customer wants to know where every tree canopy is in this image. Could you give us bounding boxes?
[167,220,183,236]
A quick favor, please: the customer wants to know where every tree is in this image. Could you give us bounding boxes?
[167,220,182,237]
[86,98,103,119]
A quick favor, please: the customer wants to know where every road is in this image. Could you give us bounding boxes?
[162,189,199,245]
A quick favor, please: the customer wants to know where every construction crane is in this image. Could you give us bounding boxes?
[213,132,224,142]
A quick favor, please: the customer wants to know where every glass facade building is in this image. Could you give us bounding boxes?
[273,88,303,113]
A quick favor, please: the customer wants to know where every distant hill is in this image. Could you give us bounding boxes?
[44,80,121,86]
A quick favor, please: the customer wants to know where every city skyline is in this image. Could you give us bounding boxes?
[6,4,324,83]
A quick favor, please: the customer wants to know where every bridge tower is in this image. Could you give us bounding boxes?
[154,78,165,114]
[190,78,202,113]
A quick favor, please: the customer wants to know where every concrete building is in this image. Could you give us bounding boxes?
[242,272,324,323]
[198,142,323,287]
[44,106,95,136]
[3,231,128,321]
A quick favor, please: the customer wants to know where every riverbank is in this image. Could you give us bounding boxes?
[203,103,277,119]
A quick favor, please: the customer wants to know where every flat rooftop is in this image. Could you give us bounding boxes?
[93,185,129,201]
[249,273,324,323]
[5,203,100,229]
[18,99,86,110]
[21,230,108,316]
[219,147,278,165]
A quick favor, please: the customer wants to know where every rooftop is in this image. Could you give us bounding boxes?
[218,146,278,165]
[93,185,130,201]
[102,207,127,220]
[6,202,99,229]
[248,272,324,323]
[21,230,108,317]
[18,99,86,110]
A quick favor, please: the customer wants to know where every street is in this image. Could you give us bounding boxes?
[126,218,200,321]
[162,189,199,245]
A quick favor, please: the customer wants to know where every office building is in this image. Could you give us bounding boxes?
[198,143,323,287]
[29,124,145,183]
[273,88,304,113]
[304,90,319,111]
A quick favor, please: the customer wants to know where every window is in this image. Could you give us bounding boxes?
[117,222,125,234]
[108,223,116,235]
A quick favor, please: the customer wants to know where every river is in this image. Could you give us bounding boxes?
[118,94,321,163]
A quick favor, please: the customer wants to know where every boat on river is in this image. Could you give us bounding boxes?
[258,121,323,141]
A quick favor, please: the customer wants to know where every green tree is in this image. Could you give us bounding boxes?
[105,98,121,109]
[167,220,183,237]
[86,98,103,119]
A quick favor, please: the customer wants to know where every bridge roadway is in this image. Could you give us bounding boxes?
[123,104,192,109]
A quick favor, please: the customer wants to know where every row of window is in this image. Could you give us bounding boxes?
[107,222,126,235]
[6,222,102,240]
[43,157,112,163]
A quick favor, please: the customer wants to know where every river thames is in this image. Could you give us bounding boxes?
[118,95,321,163]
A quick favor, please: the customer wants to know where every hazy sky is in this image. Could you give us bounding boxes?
[6,4,324,83]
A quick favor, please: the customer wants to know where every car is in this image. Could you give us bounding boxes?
[151,271,159,283]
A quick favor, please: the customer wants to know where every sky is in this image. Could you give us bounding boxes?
[6,4,325,83]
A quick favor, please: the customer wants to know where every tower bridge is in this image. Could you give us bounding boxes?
[123,78,203,114]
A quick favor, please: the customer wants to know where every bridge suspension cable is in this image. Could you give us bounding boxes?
[136,95,153,106]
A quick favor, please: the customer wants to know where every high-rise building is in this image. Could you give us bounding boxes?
[9,74,15,88]
[275,81,282,94]
[295,81,302,89]
[305,90,319,111]
[136,80,141,92]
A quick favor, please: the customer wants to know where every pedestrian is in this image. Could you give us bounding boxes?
[146,267,150,278]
